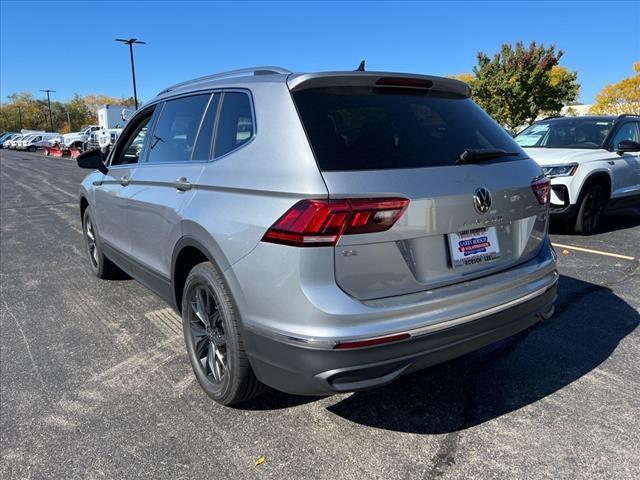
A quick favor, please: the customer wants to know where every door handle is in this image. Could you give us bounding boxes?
[175,177,192,192]
[120,176,130,186]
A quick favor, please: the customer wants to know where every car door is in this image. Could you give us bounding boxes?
[608,121,640,197]
[93,106,157,257]
[124,92,219,281]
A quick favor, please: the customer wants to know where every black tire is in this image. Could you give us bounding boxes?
[574,182,607,235]
[82,208,121,279]
[181,261,265,405]
[28,146,36,152]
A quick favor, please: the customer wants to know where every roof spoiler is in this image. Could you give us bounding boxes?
[287,71,471,98]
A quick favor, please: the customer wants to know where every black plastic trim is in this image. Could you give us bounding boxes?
[100,241,173,306]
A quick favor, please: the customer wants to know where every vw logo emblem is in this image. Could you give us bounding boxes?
[473,188,492,214]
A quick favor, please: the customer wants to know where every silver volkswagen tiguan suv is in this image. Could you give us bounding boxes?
[77,67,558,405]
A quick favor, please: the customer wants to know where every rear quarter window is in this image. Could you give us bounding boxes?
[213,92,254,158]
[292,87,524,171]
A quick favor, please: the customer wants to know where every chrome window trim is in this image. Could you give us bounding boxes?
[108,88,256,168]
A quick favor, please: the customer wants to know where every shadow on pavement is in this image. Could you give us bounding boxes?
[550,209,640,235]
[324,275,638,433]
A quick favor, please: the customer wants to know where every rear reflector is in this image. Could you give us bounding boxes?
[334,333,411,349]
[262,198,409,247]
[531,177,551,205]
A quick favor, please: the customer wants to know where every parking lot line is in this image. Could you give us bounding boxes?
[551,242,636,261]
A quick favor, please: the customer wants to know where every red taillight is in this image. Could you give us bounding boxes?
[334,333,410,349]
[262,198,409,247]
[531,177,551,205]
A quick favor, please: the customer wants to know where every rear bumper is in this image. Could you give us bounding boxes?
[231,238,558,395]
[245,282,557,395]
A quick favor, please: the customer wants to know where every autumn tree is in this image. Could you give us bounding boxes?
[449,73,475,85]
[590,62,640,115]
[468,41,579,131]
[0,93,136,132]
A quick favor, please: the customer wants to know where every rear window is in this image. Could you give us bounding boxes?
[292,87,523,170]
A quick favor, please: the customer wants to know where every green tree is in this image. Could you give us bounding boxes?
[0,92,137,133]
[470,41,579,130]
[590,62,640,115]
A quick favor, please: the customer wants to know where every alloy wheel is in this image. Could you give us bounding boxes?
[85,218,99,267]
[188,285,227,384]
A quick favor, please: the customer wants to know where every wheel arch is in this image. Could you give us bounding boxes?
[171,228,232,314]
[578,170,612,204]
[79,195,89,222]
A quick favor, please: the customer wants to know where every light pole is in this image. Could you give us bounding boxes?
[115,38,145,109]
[40,89,55,132]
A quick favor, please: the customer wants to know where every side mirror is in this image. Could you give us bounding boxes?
[77,149,108,174]
[616,139,640,155]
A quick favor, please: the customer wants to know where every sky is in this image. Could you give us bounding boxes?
[1,0,639,105]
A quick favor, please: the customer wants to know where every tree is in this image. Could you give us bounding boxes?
[449,73,475,85]
[0,92,137,133]
[590,62,640,115]
[470,41,579,130]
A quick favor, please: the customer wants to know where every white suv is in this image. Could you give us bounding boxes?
[516,115,640,234]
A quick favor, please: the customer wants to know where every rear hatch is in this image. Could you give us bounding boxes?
[289,73,549,300]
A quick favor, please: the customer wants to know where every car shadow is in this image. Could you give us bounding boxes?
[323,275,639,433]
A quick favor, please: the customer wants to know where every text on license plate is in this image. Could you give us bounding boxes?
[448,227,500,267]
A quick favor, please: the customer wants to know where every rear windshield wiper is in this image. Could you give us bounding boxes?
[456,148,520,164]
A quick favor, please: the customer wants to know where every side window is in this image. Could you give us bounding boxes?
[191,94,220,161]
[111,108,155,166]
[611,122,640,149]
[147,94,210,163]
[214,92,254,158]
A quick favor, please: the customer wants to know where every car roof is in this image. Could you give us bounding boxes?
[150,66,470,105]
[539,115,618,123]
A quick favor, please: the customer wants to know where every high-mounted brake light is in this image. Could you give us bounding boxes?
[531,176,551,205]
[375,77,433,89]
[262,198,409,247]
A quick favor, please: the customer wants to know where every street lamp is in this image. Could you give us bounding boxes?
[40,89,55,132]
[115,38,145,109]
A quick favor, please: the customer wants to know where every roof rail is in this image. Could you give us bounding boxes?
[158,66,292,95]
[614,113,640,122]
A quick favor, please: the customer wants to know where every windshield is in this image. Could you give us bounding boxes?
[516,118,612,149]
[293,87,523,171]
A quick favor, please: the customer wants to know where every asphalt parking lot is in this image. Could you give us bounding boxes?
[1,148,639,479]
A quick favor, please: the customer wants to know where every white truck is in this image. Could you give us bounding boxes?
[61,125,101,150]
[62,105,135,151]
[97,105,135,130]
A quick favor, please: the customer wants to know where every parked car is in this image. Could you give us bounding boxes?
[515,115,640,233]
[15,134,37,150]
[0,132,18,148]
[20,133,61,152]
[5,134,26,149]
[76,67,558,405]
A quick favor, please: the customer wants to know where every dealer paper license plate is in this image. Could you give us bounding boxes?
[448,227,500,267]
